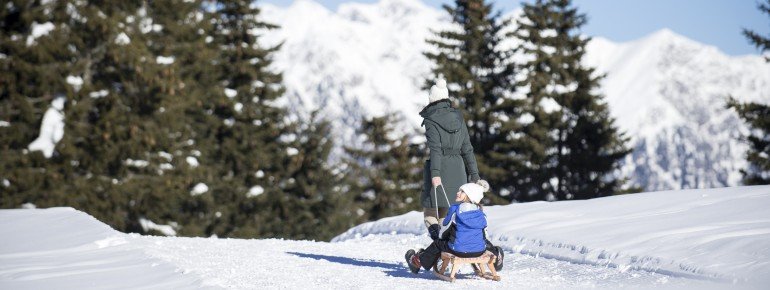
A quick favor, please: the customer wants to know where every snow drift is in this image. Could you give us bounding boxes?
[0,208,209,289]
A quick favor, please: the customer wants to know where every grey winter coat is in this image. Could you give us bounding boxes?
[420,100,480,208]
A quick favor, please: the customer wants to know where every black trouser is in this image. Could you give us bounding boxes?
[418,240,485,271]
[485,239,497,254]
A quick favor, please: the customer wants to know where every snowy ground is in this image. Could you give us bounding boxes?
[337,186,770,285]
[0,209,710,289]
[140,234,711,289]
[3,186,769,289]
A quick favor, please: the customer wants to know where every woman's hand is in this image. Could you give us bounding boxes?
[432,176,442,187]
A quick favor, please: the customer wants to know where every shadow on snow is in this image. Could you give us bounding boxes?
[287,251,419,279]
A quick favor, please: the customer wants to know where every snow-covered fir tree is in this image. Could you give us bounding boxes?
[276,112,353,241]
[744,0,770,62]
[127,0,223,236]
[0,0,71,208]
[200,0,345,239]
[58,0,214,234]
[0,0,359,241]
[728,0,770,185]
[512,0,631,201]
[0,0,188,232]
[727,98,770,185]
[343,113,424,221]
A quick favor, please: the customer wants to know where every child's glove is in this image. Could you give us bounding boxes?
[476,179,490,192]
[428,224,440,241]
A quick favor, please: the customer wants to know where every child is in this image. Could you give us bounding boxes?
[404,183,503,273]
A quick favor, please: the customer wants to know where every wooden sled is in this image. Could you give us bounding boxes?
[432,250,501,282]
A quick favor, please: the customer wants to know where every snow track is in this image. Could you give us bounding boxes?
[138,233,715,289]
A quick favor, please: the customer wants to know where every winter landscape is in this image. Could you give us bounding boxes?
[2,0,770,289]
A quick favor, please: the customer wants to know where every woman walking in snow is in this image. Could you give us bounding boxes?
[417,78,503,270]
[419,78,483,239]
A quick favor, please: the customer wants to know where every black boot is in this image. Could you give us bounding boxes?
[493,246,504,271]
[405,249,422,274]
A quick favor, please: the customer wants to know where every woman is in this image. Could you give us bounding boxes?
[419,78,481,239]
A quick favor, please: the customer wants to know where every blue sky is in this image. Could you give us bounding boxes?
[260,0,770,56]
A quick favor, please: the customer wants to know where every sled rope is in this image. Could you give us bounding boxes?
[433,186,440,219]
[438,184,451,208]
[433,184,452,219]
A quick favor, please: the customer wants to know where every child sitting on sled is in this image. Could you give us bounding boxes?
[404,182,502,273]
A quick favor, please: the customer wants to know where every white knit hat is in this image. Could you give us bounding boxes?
[460,183,484,204]
[429,78,448,103]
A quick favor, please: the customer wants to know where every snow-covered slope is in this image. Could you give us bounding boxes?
[335,185,770,285]
[0,208,210,289]
[258,0,770,192]
[10,187,770,288]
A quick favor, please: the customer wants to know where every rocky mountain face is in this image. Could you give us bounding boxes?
[259,0,770,192]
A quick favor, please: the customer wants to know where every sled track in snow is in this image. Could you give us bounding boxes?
[137,232,720,289]
[500,235,733,283]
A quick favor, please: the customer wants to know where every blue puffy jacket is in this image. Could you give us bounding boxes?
[441,203,487,253]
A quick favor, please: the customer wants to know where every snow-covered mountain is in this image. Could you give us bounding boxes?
[585,29,770,191]
[259,0,447,141]
[258,0,770,192]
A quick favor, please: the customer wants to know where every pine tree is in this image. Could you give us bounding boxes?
[0,0,160,227]
[127,0,220,236]
[199,0,297,238]
[512,0,631,201]
[744,0,770,61]
[284,114,352,240]
[58,0,214,234]
[204,0,357,241]
[343,113,424,221]
[1,1,219,236]
[1,0,353,241]
[728,0,770,185]
[727,99,770,185]
[424,0,523,203]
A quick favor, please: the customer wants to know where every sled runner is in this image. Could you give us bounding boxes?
[432,251,500,282]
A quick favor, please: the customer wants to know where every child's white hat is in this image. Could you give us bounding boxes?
[460,183,484,204]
